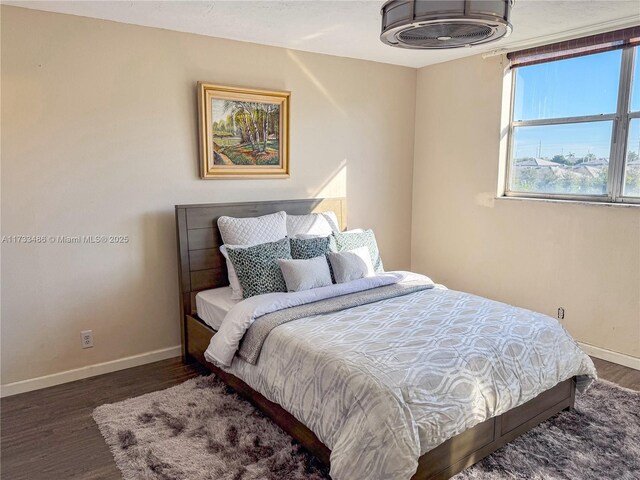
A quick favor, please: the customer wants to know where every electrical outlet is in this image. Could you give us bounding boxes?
[81,330,93,349]
[557,307,565,320]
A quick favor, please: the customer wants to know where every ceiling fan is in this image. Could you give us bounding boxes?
[381,0,514,49]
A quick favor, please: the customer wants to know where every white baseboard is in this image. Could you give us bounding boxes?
[579,342,640,371]
[2,342,636,397]
[0,345,182,398]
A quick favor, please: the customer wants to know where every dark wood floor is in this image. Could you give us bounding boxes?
[1,357,638,480]
[590,357,640,391]
[1,358,207,480]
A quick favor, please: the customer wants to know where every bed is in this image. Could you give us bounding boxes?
[175,197,596,480]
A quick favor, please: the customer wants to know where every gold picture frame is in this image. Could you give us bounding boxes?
[198,82,290,179]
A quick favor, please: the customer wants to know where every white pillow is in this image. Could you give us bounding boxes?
[294,228,363,241]
[294,233,326,240]
[327,247,375,284]
[218,211,287,245]
[217,211,287,298]
[278,256,333,292]
[287,212,339,238]
[219,245,243,300]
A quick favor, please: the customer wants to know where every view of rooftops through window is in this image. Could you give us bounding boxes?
[509,48,640,199]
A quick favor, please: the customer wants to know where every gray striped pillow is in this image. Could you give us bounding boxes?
[331,229,384,272]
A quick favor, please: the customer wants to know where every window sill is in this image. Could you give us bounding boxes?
[495,195,640,208]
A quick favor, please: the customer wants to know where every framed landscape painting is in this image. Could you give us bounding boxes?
[198,82,290,179]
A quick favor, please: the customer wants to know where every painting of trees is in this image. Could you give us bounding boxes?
[211,100,281,166]
[199,83,289,179]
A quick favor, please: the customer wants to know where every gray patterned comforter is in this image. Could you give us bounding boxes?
[238,279,433,364]
[219,282,597,480]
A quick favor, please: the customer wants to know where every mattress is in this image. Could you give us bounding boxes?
[195,287,239,330]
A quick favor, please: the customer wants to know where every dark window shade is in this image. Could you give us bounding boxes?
[508,26,640,68]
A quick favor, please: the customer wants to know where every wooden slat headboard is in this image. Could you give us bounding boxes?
[175,198,346,347]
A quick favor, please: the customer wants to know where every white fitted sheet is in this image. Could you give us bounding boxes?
[196,287,239,331]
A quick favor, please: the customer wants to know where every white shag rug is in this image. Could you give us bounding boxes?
[93,376,640,480]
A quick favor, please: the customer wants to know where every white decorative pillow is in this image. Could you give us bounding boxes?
[294,233,330,240]
[287,212,340,238]
[296,228,363,240]
[278,256,333,292]
[218,211,287,246]
[219,245,243,300]
[217,211,287,299]
[327,247,375,284]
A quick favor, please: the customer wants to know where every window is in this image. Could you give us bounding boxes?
[505,31,640,204]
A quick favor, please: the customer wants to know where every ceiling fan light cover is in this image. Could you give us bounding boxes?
[381,0,514,49]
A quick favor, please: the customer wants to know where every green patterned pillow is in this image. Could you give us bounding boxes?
[331,229,384,272]
[226,238,292,299]
[290,236,331,260]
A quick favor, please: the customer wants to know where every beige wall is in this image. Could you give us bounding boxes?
[4,5,638,390]
[1,6,416,385]
[412,54,640,360]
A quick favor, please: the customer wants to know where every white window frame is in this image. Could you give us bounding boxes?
[505,46,639,204]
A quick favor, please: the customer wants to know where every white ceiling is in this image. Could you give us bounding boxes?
[5,1,640,68]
